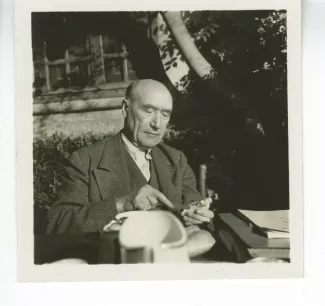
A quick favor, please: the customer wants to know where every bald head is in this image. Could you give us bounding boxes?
[125,79,172,103]
[122,79,173,149]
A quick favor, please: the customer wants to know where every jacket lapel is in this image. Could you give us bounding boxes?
[93,135,181,205]
[151,146,180,205]
[93,133,149,200]
[93,134,131,200]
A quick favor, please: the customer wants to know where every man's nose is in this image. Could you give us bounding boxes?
[150,113,161,129]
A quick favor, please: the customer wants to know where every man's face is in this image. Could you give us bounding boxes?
[123,86,173,149]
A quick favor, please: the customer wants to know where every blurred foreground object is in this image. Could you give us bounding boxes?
[185,225,216,258]
[44,258,88,265]
[247,257,287,263]
[118,211,189,263]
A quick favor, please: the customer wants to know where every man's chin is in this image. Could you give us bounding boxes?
[139,138,161,149]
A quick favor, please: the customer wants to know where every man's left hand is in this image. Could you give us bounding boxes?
[181,198,214,227]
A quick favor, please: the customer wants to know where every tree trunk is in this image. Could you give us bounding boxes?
[162,11,214,79]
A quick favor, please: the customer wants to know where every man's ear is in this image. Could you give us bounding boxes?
[122,99,128,118]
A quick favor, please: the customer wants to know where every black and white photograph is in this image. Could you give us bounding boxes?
[15,0,303,281]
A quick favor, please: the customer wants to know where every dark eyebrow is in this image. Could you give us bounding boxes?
[142,103,172,114]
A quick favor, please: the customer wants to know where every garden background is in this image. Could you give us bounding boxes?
[32,11,289,233]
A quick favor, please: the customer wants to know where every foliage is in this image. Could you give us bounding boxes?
[160,10,287,101]
[33,133,106,210]
[159,11,289,210]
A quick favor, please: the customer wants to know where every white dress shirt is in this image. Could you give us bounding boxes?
[121,133,152,182]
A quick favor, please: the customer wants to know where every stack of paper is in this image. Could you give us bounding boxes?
[265,229,290,239]
[237,210,289,239]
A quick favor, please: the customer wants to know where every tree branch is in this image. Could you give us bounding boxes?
[162,11,214,79]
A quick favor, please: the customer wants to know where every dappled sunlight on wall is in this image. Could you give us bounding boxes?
[33,109,124,138]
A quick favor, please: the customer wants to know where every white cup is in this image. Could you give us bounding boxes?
[119,211,189,263]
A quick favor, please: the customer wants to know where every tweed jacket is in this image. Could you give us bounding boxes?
[44,133,202,233]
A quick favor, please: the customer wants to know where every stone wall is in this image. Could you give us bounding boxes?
[33,86,127,138]
[34,107,124,138]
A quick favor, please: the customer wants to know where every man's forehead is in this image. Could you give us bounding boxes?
[128,80,172,103]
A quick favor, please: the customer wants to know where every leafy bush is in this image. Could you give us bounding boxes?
[33,132,106,211]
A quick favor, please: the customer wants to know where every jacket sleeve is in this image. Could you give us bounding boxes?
[179,152,203,205]
[43,151,117,234]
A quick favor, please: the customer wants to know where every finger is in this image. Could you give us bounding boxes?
[196,209,214,219]
[207,189,215,198]
[187,211,211,223]
[202,197,213,205]
[151,189,173,208]
[199,197,212,208]
[147,195,159,209]
[142,185,173,208]
[183,216,202,225]
[135,196,151,211]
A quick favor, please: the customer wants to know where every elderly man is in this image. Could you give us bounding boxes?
[44,79,215,236]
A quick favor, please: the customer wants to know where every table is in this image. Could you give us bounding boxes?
[34,211,290,264]
[34,233,101,264]
[34,232,226,264]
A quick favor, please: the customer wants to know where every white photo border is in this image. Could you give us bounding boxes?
[15,0,303,282]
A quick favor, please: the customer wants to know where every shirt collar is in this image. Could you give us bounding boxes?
[121,132,152,160]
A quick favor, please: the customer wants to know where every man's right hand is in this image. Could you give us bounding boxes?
[116,184,174,213]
